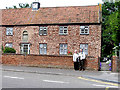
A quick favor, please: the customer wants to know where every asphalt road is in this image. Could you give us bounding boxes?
[2,70,119,88]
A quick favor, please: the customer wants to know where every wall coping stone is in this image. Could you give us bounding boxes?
[2,53,96,58]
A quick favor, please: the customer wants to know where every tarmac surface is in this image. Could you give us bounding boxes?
[0,65,120,89]
[1,65,120,83]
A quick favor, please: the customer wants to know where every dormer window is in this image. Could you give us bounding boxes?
[32,2,40,10]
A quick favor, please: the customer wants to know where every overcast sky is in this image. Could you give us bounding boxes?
[0,0,103,9]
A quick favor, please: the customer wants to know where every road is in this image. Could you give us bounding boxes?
[2,70,119,88]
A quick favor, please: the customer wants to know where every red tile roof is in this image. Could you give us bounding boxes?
[2,5,100,25]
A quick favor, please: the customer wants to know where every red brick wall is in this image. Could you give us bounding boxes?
[117,57,120,72]
[2,54,99,70]
[2,25,101,57]
[0,27,2,64]
[112,56,119,72]
[112,56,118,72]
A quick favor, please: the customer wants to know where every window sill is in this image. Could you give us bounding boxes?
[59,34,68,36]
[40,34,47,36]
[59,54,67,56]
[6,35,13,36]
[39,54,47,55]
[80,34,89,35]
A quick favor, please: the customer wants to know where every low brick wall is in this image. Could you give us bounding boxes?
[112,56,120,72]
[117,58,120,72]
[2,54,99,70]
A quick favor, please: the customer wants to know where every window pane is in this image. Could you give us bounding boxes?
[23,45,28,53]
[40,44,47,54]
[59,26,68,35]
[40,44,43,48]
[44,49,47,54]
[5,43,13,48]
[60,49,63,54]
[40,49,42,53]
[44,44,47,48]
[81,29,84,32]
[60,44,63,47]
[60,44,67,55]
[85,26,88,28]
[64,44,67,49]
[64,30,67,33]
[80,26,85,29]
[64,49,67,54]
[44,30,47,35]
[80,26,89,34]
[80,44,88,55]
[60,30,63,34]
[6,28,13,35]
[39,27,47,35]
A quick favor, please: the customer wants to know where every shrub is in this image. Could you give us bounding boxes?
[2,45,4,51]
[3,47,16,53]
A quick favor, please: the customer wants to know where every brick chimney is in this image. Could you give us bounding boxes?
[32,1,40,10]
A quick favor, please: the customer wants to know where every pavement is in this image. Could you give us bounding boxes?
[1,65,120,84]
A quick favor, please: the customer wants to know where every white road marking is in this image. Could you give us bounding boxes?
[2,69,23,72]
[43,80,69,84]
[47,72,63,75]
[92,84,118,88]
[110,73,118,75]
[4,76,24,80]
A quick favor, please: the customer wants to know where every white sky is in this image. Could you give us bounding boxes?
[0,0,103,9]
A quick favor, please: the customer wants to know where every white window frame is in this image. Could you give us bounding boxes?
[5,43,13,48]
[6,27,13,35]
[80,44,88,55]
[22,31,28,42]
[59,26,68,35]
[80,26,89,35]
[39,44,47,55]
[20,44,30,54]
[59,44,67,55]
[39,27,47,35]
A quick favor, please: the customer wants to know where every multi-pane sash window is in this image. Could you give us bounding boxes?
[39,27,47,35]
[20,44,30,54]
[39,44,47,54]
[23,45,28,54]
[59,44,67,55]
[80,44,88,55]
[5,43,13,48]
[80,26,89,35]
[6,27,13,35]
[59,26,68,35]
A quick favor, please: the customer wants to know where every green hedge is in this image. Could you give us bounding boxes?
[3,47,16,53]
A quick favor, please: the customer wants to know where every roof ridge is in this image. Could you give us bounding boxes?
[2,5,99,10]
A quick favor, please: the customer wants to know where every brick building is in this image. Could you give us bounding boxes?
[1,2,102,57]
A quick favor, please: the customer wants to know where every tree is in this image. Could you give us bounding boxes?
[6,3,32,9]
[102,1,120,57]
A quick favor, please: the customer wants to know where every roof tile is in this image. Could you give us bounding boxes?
[2,5,100,25]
